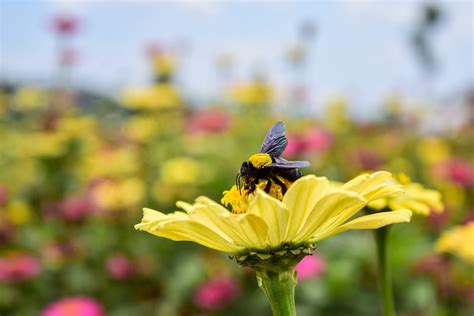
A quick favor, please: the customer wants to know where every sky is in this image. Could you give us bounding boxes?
[1,0,473,116]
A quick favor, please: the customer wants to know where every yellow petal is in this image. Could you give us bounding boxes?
[221,212,269,249]
[248,190,289,246]
[362,184,404,202]
[282,175,329,241]
[195,196,221,206]
[135,208,242,252]
[294,191,366,243]
[310,209,412,242]
[186,204,235,240]
[341,171,392,194]
[186,204,269,248]
[159,219,243,252]
[176,201,194,212]
[368,198,388,210]
[389,199,430,215]
[338,209,412,229]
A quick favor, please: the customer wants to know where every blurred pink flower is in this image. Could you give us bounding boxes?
[433,158,474,188]
[301,128,333,153]
[41,297,104,316]
[0,253,41,283]
[295,254,326,281]
[186,109,230,134]
[283,133,303,157]
[52,15,79,35]
[284,129,332,158]
[192,275,240,310]
[106,255,134,280]
[60,195,95,222]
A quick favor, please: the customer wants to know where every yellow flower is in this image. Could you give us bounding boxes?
[85,147,138,179]
[160,157,202,185]
[417,137,450,164]
[136,172,411,267]
[435,222,474,264]
[122,84,181,110]
[230,81,273,106]
[28,132,69,158]
[94,178,144,211]
[13,87,48,110]
[368,173,443,216]
[4,200,32,225]
[152,55,175,76]
[125,115,159,142]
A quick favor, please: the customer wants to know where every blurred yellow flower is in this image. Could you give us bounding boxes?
[28,132,69,158]
[124,116,159,142]
[13,87,48,110]
[435,223,474,264]
[152,55,175,76]
[368,173,443,216]
[160,157,202,185]
[4,200,32,225]
[122,84,181,110]
[57,116,98,138]
[94,178,144,211]
[136,172,411,264]
[230,81,273,106]
[417,137,451,164]
[86,148,139,179]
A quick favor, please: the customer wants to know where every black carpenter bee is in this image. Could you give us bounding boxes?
[237,121,310,195]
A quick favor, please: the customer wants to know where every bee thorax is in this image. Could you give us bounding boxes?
[248,153,272,169]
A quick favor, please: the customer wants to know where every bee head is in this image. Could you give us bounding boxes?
[248,153,272,169]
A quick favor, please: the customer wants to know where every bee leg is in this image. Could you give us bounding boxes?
[249,182,256,193]
[271,176,287,195]
[264,179,272,193]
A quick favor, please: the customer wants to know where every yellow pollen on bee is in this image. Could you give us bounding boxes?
[248,153,272,169]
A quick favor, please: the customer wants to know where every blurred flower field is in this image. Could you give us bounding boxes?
[1,3,473,316]
[1,68,473,315]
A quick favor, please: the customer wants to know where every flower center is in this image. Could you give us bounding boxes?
[221,178,293,214]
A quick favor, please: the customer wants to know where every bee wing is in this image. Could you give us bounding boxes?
[269,157,310,169]
[259,121,288,157]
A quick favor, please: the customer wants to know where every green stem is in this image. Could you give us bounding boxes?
[256,269,297,316]
[374,226,395,316]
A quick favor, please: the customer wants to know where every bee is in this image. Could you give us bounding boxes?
[237,121,310,195]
